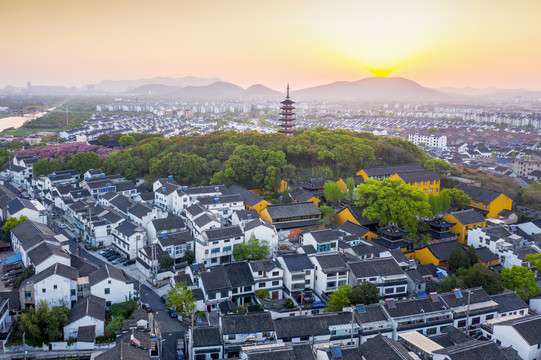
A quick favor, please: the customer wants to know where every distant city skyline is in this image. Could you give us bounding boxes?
[2,0,541,90]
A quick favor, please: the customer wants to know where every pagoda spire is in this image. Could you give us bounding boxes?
[278,84,295,137]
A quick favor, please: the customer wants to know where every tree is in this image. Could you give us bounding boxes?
[428,192,451,216]
[438,274,462,293]
[233,234,270,261]
[466,246,479,266]
[325,284,352,312]
[159,254,174,270]
[354,179,432,234]
[70,152,101,174]
[502,265,540,301]
[440,189,471,211]
[346,177,356,201]
[324,181,345,205]
[448,241,470,272]
[180,250,195,264]
[119,135,135,147]
[97,134,111,143]
[3,215,28,233]
[167,282,196,318]
[255,289,270,299]
[105,315,124,335]
[19,300,69,346]
[348,282,379,305]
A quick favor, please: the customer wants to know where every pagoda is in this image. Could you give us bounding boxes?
[278,84,295,137]
[421,215,458,243]
[372,222,412,252]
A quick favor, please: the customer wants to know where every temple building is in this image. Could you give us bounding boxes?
[421,215,458,243]
[278,84,295,137]
[371,223,412,252]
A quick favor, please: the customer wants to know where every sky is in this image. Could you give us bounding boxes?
[1,0,541,90]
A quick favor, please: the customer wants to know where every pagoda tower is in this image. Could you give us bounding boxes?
[278,84,295,137]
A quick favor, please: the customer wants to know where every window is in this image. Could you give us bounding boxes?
[53,285,57,290]
[105,288,110,294]
[208,293,216,300]
[426,327,436,335]
[228,334,236,340]
[42,288,46,293]
[106,301,111,307]
[385,287,393,294]
[243,286,252,292]
[71,289,76,296]
[474,202,479,206]
[486,314,494,321]
[258,283,265,288]
[232,288,238,294]
[272,281,279,286]
[471,317,480,325]
[458,320,466,328]
[108,280,112,284]
[272,271,279,276]
[221,291,228,298]
[483,204,488,209]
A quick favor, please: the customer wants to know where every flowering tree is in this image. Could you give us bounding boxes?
[14,142,116,162]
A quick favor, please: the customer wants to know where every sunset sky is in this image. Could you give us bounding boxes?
[1,0,541,90]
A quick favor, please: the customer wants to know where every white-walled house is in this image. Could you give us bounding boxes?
[242,219,278,253]
[199,265,232,312]
[195,226,244,267]
[111,220,147,260]
[347,258,408,299]
[19,263,78,310]
[89,265,134,307]
[63,295,106,340]
[147,216,186,242]
[301,229,340,254]
[248,259,284,300]
[156,230,194,264]
[27,242,71,273]
[310,253,349,297]
[489,315,541,360]
[196,194,244,220]
[6,198,48,225]
[275,253,315,295]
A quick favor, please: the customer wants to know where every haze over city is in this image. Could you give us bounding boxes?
[2,0,541,90]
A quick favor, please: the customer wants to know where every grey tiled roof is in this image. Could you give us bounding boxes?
[221,312,274,334]
[68,295,106,324]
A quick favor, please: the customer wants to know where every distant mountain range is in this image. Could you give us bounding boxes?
[86,76,541,102]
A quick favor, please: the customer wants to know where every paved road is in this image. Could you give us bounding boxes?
[61,234,186,360]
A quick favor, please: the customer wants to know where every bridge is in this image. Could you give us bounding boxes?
[19,105,50,114]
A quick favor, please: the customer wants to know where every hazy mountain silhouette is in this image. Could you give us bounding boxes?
[293,77,450,101]
[243,84,282,97]
[92,76,221,93]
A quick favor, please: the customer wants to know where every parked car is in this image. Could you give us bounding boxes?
[58,223,66,229]
[161,295,168,303]
[170,308,177,318]
[142,303,152,313]
[123,259,135,266]
[84,244,92,250]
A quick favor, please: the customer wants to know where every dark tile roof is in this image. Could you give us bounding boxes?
[244,219,272,232]
[432,340,508,360]
[157,230,193,247]
[77,325,96,343]
[359,334,415,360]
[278,253,314,272]
[313,253,347,273]
[8,198,38,214]
[95,342,150,360]
[89,264,133,286]
[221,312,274,334]
[439,287,492,308]
[274,315,330,339]
[355,303,389,324]
[11,220,55,250]
[497,315,541,345]
[249,259,279,273]
[455,183,504,204]
[200,265,232,292]
[128,203,152,218]
[151,216,185,232]
[187,185,229,196]
[115,220,141,237]
[27,263,78,284]
[347,258,404,279]
[204,225,243,241]
[405,269,426,284]
[385,296,451,318]
[490,292,528,313]
[449,209,485,225]
[234,209,259,221]
[243,343,315,360]
[272,218,321,230]
[361,164,423,178]
[265,202,321,220]
[27,242,70,266]
[395,169,440,182]
[172,272,193,287]
[431,325,473,347]
[228,184,267,207]
[289,188,316,202]
[186,203,206,217]
[426,240,462,262]
[197,194,243,205]
[223,262,255,288]
[307,229,341,244]
[338,221,371,237]
[343,205,380,226]
[192,326,222,347]
[476,246,499,262]
[193,213,217,228]
[0,290,19,310]
[68,295,106,324]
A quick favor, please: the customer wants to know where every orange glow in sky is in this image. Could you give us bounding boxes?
[1,0,541,90]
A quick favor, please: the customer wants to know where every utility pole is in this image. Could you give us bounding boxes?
[350,306,355,345]
[465,290,471,336]
[65,107,68,126]
[22,331,26,360]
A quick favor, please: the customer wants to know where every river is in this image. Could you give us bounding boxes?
[0,112,48,133]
